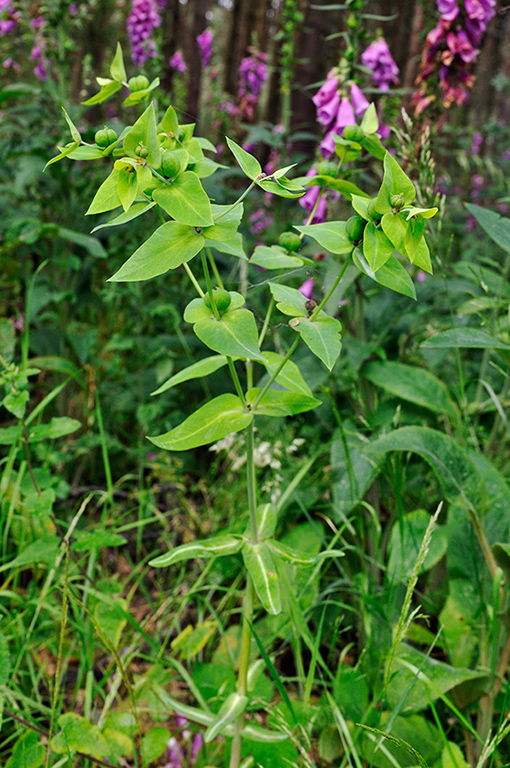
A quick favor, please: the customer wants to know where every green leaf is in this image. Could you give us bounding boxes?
[465,203,510,254]
[246,388,321,416]
[493,542,510,579]
[82,80,122,105]
[331,430,386,519]
[153,172,213,226]
[183,292,245,323]
[72,529,127,552]
[149,534,243,567]
[250,245,304,269]
[51,713,110,760]
[441,742,470,768]
[152,355,228,395]
[254,503,277,541]
[193,310,265,361]
[362,361,457,417]
[332,136,362,164]
[62,107,81,142]
[205,232,246,258]
[360,102,378,133]
[148,393,252,451]
[360,132,386,160]
[375,152,416,214]
[205,693,248,742]
[421,328,510,349]
[381,211,409,254]
[123,78,160,107]
[182,137,204,163]
[171,620,218,659]
[269,283,308,317]
[387,509,447,582]
[108,222,204,281]
[5,732,45,768]
[257,176,306,198]
[242,541,281,614]
[67,145,105,160]
[141,726,169,765]
[86,169,122,215]
[110,42,127,82]
[0,536,60,572]
[261,351,313,397]
[289,315,342,371]
[201,202,242,241]
[363,221,394,271]
[351,194,371,220]
[0,319,15,362]
[22,417,81,443]
[117,164,138,212]
[91,201,156,233]
[404,206,438,220]
[160,105,179,135]
[0,632,11,687]
[94,598,128,649]
[192,156,227,178]
[353,249,416,299]
[44,140,80,170]
[294,221,353,254]
[123,102,160,168]
[226,136,262,179]
[266,540,319,565]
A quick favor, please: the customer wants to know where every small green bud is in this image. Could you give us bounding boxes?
[367,198,382,221]
[161,151,181,178]
[94,127,117,148]
[204,288,232,312]
[316,161,338,177]
[128,75,150,91]
[343,125,364,142]
[390,193,405,210]
[278,232,301,252]
[136,144,149,158]
[346,13,357,28]
[346,215,366,243]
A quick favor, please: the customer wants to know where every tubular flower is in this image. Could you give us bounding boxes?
[127,0,161,66]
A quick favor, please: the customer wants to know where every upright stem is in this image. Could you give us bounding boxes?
[229,420,258,768]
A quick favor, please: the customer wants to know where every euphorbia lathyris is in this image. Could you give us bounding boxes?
[46,44,437,768]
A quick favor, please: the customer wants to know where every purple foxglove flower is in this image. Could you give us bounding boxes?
[298,278,314,299]
[320,96,355,157]
[197,28,213,67]
[349,83,370,116]
[312,71,339,108]
[0,18,15,33]
[127,0,161,65]
[0,0,11,10]
[447,29,477,63]
[190,733,203,763]
[30,16,44,29]
[436,0,459,21]
[238,49,268,100]
[69,4,78,14]
[169,50,186,73]
[316,88,340,129]
[465,0,496,22]
[361,39,399,90]
[167,736,185,768]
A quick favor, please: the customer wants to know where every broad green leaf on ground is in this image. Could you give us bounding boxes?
[193,310,265,360]
[331,429,385,520]
[250,245,304,269]
[91,201,156,233]
[149,534,243,567]
[261,351,313,396]
[269,283,308,316]
[386,643,488,713]
[5,732,45,768]
[294,221,353,254]
[86,169,121,215]
[226,136,262,179]
[242,541,281,614]
[368,426,486,512]
[465,203,510,254]
[362,360,458,418]
[441,743,470,768]
[387,509,447,582]
[141,727,169,765]
[94,598,128,648]
[205,692,248,742]
[148,394,252,451]
[152,355,228,395]
[0,536,60,572]
[153,172,213,226]
[421,328,510,349]
[108,222,203,281]
[171,620,218,659]
[439,595,478,668]
[289,315,342,371]
[123,102,160,167]
[246,388,321,416]
[375,152,416,214]
[52,713,110,760]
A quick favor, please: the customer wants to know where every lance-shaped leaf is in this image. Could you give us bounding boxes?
[201,202,243,241]
[246,388,321,417]
[375,152,416,214]
[226,136,262,179]
[421,329,510,349]
[353,248,416,300]
[381,211,409,255]
[110,42,127,82]
[108,222,204,281]
[363,221,394,272]
[254,503,277,541]
[149,534,243,568]
[82,80,122,105]
[86,169,122,215]
[117,164,138,212]
[123,78,160,107]
[148,393,252,451]
[261,351,313,397]
[153,172,213,226]
[288,315,342,371]
[404,206,438,220]
[250,245,305,270]
[360,102,378,134]
[44,141,80,170]
[160,105,179,135]
[204,693,248,742]
[91,201,156,233]
[62,107,81,142]
[242,541,281,615]
[294,221,353,254]
[151,355,228,395]
[256,175,306,198]
[193,310,265,361]
[268,539,344,565]
[465,203,510,254]
[123,102,161,168]
[68,145,105,161]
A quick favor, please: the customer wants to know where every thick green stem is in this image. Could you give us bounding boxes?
[206,246,224,289]
[215,181,256,222]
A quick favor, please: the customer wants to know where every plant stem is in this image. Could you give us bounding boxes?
[215,181,256,221]
[253,337,300,409]
[309,257,350,320]
[245,420,258,540]
[206,246,224,288]
[184,262,204,297]
[228,357,246,406]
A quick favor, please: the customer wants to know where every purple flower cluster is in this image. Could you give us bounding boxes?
[169,50,186,74]
[413,0,496,113]
[164,714,203,768]
[127,0,161,66]
[312,71,369,158]
[197,28,213,68]
[361,38,399,90]
[0,0,19,36]
[238,48,268,120]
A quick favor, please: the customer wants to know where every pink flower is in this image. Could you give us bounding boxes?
[197,28,213,67]
[320,96,356,157]
[437,0,459,21]
[349,82,370,116]
[361,38,399,90]
[298,278,314,299]
[127,0,161,65]
[312,71,339,108]
[316,89,340,129]
[169,50,186,73]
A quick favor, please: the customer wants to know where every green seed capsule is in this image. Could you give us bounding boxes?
[343,125,364,142]
[390,193,405,210]
[278,232,301,252]
[136,144,149,158]
[161,151,181,179]
[367,198,382,221]
[204,288,232,312]
[316,161,338,177]
[95,127,117,148]
[346,215,366,243]
[128,75,150,91]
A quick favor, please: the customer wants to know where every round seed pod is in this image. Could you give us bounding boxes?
[346,215,366,243]
[204,288,232,312]
[343,124,364,142]
[161,151,181,179]
[278,232,301,252]
[95,127,117,148]
[128,75,150,91]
